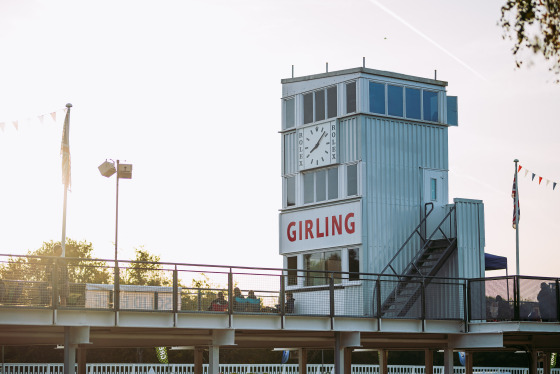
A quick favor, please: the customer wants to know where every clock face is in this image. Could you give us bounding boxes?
[303,123,331,169]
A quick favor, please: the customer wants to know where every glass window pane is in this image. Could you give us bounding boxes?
[346,82,356,113]
[406,88,421,119]
[303,93,313,124]
[325,250,342,283]
[423,91,438,121]
[286,176,295,207]
[388,85,403,117]
[430,178,437,201]
[369,82,385,114]
[304,173,314,204]
[328,168,338,200]
[285,98,295,128]
[347,164,357,196]
[287,256,298,286]
[315,90,325,122]
[304,253,325,286]
[327,86,337,118]
[348,249,360,280]
[316,170,326,202]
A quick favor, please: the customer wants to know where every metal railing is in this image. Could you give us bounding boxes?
[1,254,559,323]
[0,364,557,374]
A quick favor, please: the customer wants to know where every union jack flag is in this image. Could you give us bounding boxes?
[60,108,71,188]
[512,175,520,229]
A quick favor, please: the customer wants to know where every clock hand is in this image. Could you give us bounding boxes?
[309,132,327,153]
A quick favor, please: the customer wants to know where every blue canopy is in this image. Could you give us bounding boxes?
[485,253,508,271]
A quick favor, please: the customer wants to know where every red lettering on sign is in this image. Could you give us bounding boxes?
[332,215,342,236]
[305,220,314,239]
[316,218,324,238]
[345,213,355,233]
[287,222,296,242]
[284,211,358,243]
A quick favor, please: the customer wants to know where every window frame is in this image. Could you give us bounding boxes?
[302,86,338,125]
[302,166,339,205]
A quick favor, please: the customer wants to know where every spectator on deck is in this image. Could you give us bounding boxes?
[208,292,228,311]
[285,292,295,314]
[233,287,246,312]
[246,290,260,312]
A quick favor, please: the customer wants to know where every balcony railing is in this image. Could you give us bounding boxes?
[0,254,558,323]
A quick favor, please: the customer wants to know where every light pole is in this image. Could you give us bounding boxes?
[98,159,133,264]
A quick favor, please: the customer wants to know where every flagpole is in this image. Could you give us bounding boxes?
[514,158,519,275]
[61,103,72,257]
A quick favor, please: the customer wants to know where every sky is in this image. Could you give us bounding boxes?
[0,0,559,277]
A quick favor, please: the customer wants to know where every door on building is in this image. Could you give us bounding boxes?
[422,169,448,240]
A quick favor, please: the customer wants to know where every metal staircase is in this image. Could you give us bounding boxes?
[377,204,457,318]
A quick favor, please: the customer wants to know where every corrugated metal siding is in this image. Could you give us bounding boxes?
[339,117,360,163]
[454,198,485,278]
[361,116,449,274]
[283,131,297,175]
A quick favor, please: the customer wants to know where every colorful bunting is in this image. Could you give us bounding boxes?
[518,163,560,193]
[0,107,63,133]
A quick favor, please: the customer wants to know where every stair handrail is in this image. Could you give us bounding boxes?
[395,204,457,281]
[379,203,434,278]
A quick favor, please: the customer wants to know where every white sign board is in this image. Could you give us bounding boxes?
[279,201,361,254]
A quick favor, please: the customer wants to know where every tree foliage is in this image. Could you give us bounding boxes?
[500,0,560,79]
[0,239,110,284]
[122,247,172,286]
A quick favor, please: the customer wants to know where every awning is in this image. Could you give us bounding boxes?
[485,253,508,271]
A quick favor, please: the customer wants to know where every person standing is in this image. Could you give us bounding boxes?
[52,244,69,306]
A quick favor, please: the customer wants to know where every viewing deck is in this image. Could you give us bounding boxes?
[1,254,559,374]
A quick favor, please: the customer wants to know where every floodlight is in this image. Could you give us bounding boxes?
[98,160,116,178]
[118,163,133,179]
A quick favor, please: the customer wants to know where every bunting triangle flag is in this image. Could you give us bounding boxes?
[50,112,57,122]
[532,173,536,181]
[518,165,522,172]
[539,177,543,184]
[554,182,557,190]
[524,170,529,177]
[12,121,18,130]
[547,179,551,187]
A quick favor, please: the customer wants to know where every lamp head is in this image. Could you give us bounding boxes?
[98,160,116,178]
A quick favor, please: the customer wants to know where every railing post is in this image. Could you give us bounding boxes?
[376,278,382,319]
[280,274,286,323]
[114,264,120,312]
[228,269,233,327]
[173,266,178,313]
[513,276,520,321]
[556,279,560,322]
[197,289,202,311]
[464,280,469,332]
[52,262,59,309]
[329,273,335,329]
[421,279,426,324]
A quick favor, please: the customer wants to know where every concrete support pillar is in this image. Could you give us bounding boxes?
[465,352,473,374]
[208,346,220,374]
[298,348,307,374]
[530,350,538,374]
[378,349,388,374]
[344,348,352,374]
[63,327,76,374]
[543,352,550,374]
[424,349,433,374]
[77,348,87,374]
[194,347,204,374]
[63,327,90,374]
[443,348,454,374]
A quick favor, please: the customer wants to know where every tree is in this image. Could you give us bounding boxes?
[0,239,110,284]
[122,247,172,286]
[500,0,560,80]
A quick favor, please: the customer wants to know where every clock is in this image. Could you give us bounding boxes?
[298,122,337,170]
